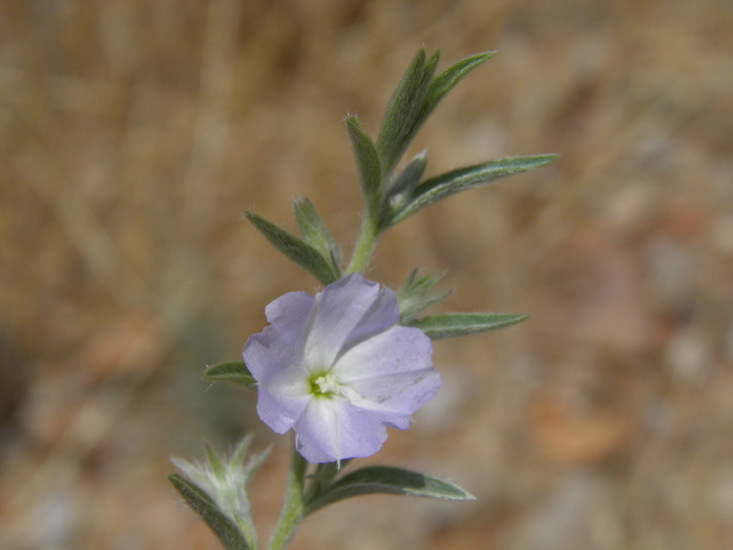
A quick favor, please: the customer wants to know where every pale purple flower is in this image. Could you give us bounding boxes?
[242,273,440,463]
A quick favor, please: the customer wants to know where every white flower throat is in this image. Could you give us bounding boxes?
[311,372,341,397]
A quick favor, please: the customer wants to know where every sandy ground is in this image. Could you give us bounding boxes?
[2,1,733,548]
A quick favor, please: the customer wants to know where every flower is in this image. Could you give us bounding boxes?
[242,273,440,463]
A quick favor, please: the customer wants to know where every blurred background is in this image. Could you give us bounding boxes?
[1,0,732,548]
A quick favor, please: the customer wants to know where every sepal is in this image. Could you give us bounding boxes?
[409,312,529,339]
[203,361,257,390]
[170,436,269,550]
[396,268,451,323]
[304,465,474,515]
[245,211,341,284]
[169,474,252,550]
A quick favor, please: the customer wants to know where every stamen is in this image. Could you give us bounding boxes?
[314,373,339,395]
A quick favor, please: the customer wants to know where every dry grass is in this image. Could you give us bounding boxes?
[1,1,733,548]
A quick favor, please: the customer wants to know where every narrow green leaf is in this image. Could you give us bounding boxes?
[305,466,474,515]
[203,361,257,390]
[168,474,252,550]
[422,51,495,120]
[392,154,558,224]
[292,196,342,269]
[345,116,382,206]
[394,52,495,161]
[245,211,340,284]
[409,312,529,340]
[380,51,492,177]
[375,48,425,164]
[376,49,439,174]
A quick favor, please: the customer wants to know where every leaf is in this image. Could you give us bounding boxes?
[304,466,474,515]
[203,361,257,390]
[391,154,558,224]
[378,51,493,177]
[409,312,529,340]
[376,49,440,174]
[292,196,342,268]
[421,51,495,123]
[245,211,340,284]
[345,116,382,207]
[168,474,252,550]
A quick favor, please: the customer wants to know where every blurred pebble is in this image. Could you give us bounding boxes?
[709,467,733,522]
[663,328,712,386]
[28,488,80,550]
[602,182,656,234]
[708,215,733,254]
[504,471,611,550]
[646,236,696,314]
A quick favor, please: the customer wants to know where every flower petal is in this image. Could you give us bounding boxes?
[293,397,388,463]
[264,290,314,344]
[334,325,440,425]
[341,369,440,429]
[256,386,310,434]
[243,326,300,387]
[303,273,400,368]
[244,325,311,433]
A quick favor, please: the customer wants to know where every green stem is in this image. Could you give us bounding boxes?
[267,447,308,550]
[346,212,380,274]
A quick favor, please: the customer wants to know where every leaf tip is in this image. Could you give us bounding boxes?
[462,490,477,501]
[537,154,560,165]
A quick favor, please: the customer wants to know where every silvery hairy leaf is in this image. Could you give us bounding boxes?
[390,154,558,224]
[245,211,341,284]
[409,312,529,340]
[345,115,382,209]
[292,196,342,268]
[304,465,474,515]
[203,361,257,390]
[376,49,440,175]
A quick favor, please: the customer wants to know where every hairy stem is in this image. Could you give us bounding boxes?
[267,447,307,550]
[346,212,380,274]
